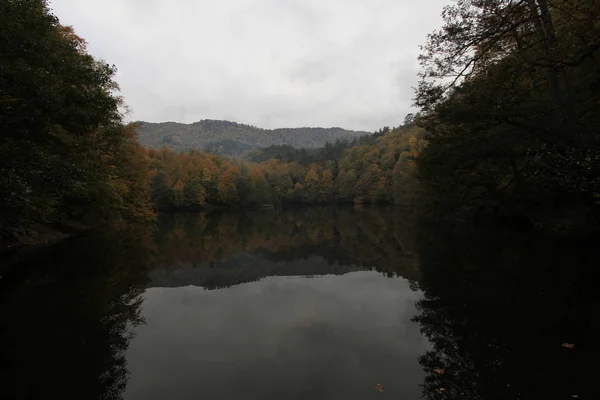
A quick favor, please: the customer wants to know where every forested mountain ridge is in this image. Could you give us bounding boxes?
[136,119,370,154]
[146,123,425,209]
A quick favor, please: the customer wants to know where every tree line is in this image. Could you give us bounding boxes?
[0,0,426,246]
[146,124,425,210]
[3,0,599,245]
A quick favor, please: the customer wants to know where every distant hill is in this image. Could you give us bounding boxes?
[135,119,370,154]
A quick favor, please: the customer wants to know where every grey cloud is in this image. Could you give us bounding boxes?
[50,0,448,131]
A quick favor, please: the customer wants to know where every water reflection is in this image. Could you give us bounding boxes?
[0,229,151,400]
[126,206,428,399]
[150,206,420,289]
[1,207,426,400]
[126,273,427,400]
[4,206,594,400]
[413,218,600,399]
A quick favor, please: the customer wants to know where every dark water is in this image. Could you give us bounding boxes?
[1,207,598,399]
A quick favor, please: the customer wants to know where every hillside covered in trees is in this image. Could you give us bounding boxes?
[146,123,425,210]
[137,120,370,155]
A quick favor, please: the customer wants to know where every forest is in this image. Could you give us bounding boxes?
[146,123,425,210]
[137,120,369,154]
[1,0,154,245]
[1,0,599,246]
[416,0,600,232]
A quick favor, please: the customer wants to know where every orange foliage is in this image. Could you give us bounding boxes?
[144,125,425,208]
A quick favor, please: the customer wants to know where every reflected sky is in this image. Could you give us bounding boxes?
[4,207,597,399]
[125,269,428,400]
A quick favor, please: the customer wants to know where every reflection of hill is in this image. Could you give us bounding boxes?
[147,252,363,289]
[150,207,420,289]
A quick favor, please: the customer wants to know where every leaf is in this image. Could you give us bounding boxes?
[373,383,384,393]
[561,343,575,349]
[434,368,445,375]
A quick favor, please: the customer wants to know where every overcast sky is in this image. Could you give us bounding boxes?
[50,0,448,132]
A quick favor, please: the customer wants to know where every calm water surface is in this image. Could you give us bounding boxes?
[127,208,426,399]
[128,273,425,400]
[2,207,598,399]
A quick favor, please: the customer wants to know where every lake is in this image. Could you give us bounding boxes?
[1,206,598,399]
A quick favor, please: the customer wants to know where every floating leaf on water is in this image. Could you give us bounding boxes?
[373,383,384,393]
[434,368,445,375]
[561,343,575,349]
[572,395,579,398]
[439,388,447,392]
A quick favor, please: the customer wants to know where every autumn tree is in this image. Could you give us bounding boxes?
[217,165,241,204]
[319,162,336,203]
[183,178,206,208]
[0,0,154,242]
[151,172,174,210]
[143,124,425,209]
[303,167,321,202]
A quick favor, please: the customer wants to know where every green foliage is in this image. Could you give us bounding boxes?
[248,137,366,166]
[248,145,320,165]
[0,1,154,244]
[137,120,370,154]
[151,172,174,210]
[416,0,600,227]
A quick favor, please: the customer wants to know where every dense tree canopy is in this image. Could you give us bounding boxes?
[0,0,153,243]
[145,125,425,209]
[137,120,369,155]
[416,0,600,229]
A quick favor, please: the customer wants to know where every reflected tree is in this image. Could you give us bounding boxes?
[413,216,600,399]
[149,207,421,288]
[0,228,153,400]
